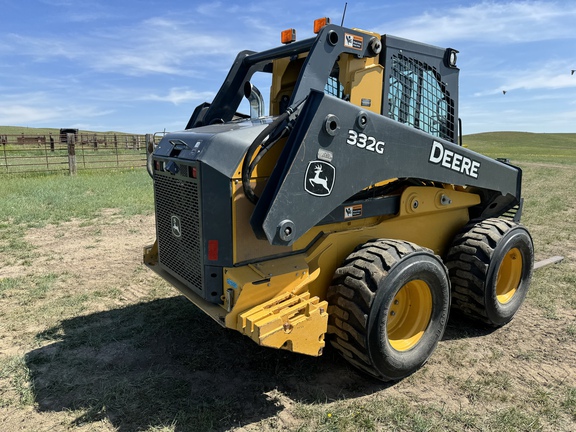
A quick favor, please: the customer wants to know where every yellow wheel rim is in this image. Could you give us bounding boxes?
[387,280,433,352]
[496,247,523,304]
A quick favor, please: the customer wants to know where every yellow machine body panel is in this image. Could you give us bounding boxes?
[206,185,481,356]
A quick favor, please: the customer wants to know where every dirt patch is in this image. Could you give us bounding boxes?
[1,213,575,431]
[29,211,152,295]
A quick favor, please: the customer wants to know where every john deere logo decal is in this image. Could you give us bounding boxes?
[171,215,182,238]
[304,161,335,197]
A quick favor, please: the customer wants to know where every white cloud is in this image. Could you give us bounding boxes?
[39,0,74,6]
[0,92,114,125]
[39,0,113,22]
[473,61,576,95]
[4,33,81,60]
[196,2,241,16]
[140,88,215,105]
[3,17,241,77]
[381,1,576,44]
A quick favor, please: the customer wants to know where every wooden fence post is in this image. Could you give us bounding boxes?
[145,134,153,175]
[67,133,77,175]
[1,136,8,171]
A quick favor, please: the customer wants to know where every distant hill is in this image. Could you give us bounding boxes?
[0,126,133,136]
[463,132,576,164]
[2,126,574,164]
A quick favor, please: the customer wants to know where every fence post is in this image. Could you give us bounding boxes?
[67,133,77,175]
[145,134,154,175]
[2,136,8,171]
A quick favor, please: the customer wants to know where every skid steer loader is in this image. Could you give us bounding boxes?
[144,18,534,381]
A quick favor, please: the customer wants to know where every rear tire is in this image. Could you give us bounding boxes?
[445,218,534,327]
[327,239,450,381]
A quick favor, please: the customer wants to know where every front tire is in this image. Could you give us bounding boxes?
[327,239,450,381]
[445,218,534,327]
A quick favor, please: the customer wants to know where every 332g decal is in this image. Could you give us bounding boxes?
[347,130,385,154]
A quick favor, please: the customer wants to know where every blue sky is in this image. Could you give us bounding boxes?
[1,0,575,134]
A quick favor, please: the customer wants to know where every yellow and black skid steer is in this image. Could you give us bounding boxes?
[144,18,534,381]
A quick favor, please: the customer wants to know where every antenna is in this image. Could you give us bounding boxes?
[341,2,348,26]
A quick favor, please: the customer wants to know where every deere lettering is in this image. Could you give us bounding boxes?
[429,141,480,179]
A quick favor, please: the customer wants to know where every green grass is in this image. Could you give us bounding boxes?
[0,132,575,431]
[0,169,152,226]
[0,168,153,276]
[0,355,35,407]
[463,132,576,164]
[464,132,576,319]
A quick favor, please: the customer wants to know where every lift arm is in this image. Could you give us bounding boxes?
[251,90,522,246]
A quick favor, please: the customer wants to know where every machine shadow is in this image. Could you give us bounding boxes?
[442,311,497,341]
[26,296,488,431]
[26,296,385,431]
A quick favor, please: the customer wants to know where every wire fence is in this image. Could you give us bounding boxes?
[0,133,152,175]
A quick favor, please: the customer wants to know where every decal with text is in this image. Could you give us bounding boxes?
[429,141,480,179]
[347,130,385,154]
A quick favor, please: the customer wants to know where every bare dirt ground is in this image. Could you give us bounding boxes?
[1,212,575,431]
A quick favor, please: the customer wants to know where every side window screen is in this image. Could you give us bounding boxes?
[388,54,454,141]
[325,76,344,98]
[324,62,345,99]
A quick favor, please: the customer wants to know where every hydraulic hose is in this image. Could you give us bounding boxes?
[241,98,306,205]
[241,111,289,204]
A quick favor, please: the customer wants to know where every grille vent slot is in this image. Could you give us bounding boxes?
[500,204,520,222]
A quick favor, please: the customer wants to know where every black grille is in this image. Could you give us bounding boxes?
[387,54,455,142]
[500,204,520,222]
[154,172,203,292]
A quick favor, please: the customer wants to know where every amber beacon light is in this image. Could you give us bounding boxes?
[281,28,296,44]
[313,17,331,33]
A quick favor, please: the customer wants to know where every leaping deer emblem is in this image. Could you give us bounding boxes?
[171,216,181,237]
[309,164,330,192]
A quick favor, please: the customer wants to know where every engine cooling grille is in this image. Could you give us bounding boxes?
[500,204,521,222]
[154,172,203,292]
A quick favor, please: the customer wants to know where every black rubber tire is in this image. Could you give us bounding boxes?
[327,239,450,381]
[445,218,534,327]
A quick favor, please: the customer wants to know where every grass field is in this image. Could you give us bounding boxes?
[0,132,575,431]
